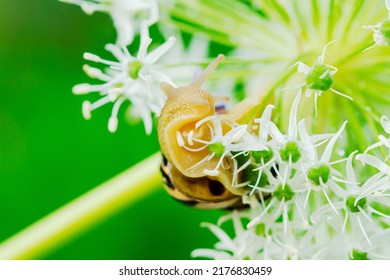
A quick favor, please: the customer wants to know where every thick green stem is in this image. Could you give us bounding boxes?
[0,153,162,260]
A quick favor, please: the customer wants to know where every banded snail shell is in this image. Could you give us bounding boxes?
[157,55,263,207]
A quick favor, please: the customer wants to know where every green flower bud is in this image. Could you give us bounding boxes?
[307,165,331,186]
[242,164,268,187]
[255,223,266,236]
[280,142,301,163]
[208,142,225,157]
[128,60,142,79]
[350,249,369,260]
[251,149,274,164]
[346,195,367,213]
[274,184,295,201]
[306,64,334,91]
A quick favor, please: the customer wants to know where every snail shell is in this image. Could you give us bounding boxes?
[158,55,250,202]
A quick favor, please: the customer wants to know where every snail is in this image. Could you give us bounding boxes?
[158,55,259,209]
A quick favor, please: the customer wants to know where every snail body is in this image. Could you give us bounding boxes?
[158,55,252,209]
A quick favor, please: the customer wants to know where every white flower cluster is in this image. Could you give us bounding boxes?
[363,0,390,51]
[61,0,390,259]
[60,0,158,44]
[62,0,178,134]
[184,92,390,260]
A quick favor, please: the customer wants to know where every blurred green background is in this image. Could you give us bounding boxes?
[0,0,224,259]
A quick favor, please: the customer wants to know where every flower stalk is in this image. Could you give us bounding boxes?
[54,0,390,259]
[0,153,162,260]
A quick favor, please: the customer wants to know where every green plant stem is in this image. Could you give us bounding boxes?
[0,152,162,260]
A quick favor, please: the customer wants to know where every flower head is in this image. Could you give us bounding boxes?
[61,0,390,261]
[302,121,348,212]
[73,24,175,133]
[60,0,159,45]
[311,152,390,246]
[192,211,269,260]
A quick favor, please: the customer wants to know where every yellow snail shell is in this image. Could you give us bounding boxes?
[158,55,251,199]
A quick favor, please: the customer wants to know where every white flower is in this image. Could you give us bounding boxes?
[230,105,277,190]
[246,173,309,234]
[223,91,342,233]
[356,153,390,178]
[265,90,301,147]
[312,214,390,259]
[232,93,332,194]
[178,116,252,176]
[192,211,281,260]
[362,0,390,51]
[263,91,328,172]
[251,90,303,188]
[364,115,390,158]
[60,0,159,45]
[195,206,390,259]
[73,24,175,134]
[252,91,327,185]
[290,41,352,116]
[311,152,390,246]
[193,206,332,260]
[270,219,330,260]
[187,88,390,260]
[302,121,348,213]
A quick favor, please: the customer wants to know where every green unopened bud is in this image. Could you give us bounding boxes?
[208,142,225,157]
[255,223,266,237]
[251,148,274,164]
[128,60,142,79]
[306,64,334,91]
[307,165,330,186]
[346,195,367,213]
[280,142,301,163]
[350,249,369,260]
[274,184,295,201]
[242,164,268,187]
